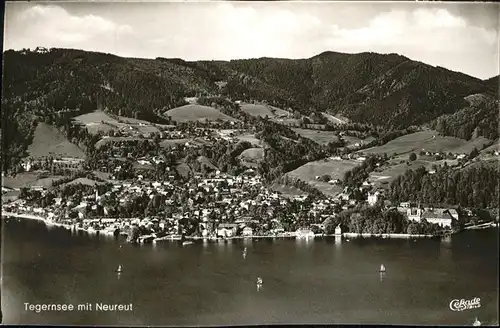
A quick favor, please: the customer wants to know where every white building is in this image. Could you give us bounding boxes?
[367,191,380,206]
[295,228,315,239]
[242,226,253,237]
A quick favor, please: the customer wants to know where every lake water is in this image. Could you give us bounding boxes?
[1,217,498,326]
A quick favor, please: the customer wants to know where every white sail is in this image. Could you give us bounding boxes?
[380,264,386,272]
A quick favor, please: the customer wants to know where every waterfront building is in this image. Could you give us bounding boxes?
[406,207,456,228]
[295,228,315,239]
[334,225,342,235]
[217,223,238,238]
[242,226,253,237]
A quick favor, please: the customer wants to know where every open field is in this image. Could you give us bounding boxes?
[2,173,40,189]
[75,110,161,135]
[73,110,121,134]
[74,110,119,125]
[235,134,262,147]
[369,160,434,187]
[166,104,238,122]
[28,123,86,158]
[240,103,291,118]
[2,173,66,190]
[238,148,264,162]
[286,159,360,196]
[369,158,459,188]
[241,103,274,118]
[450,137,492,154]
[292,128,339,145]
[359,130,469,156]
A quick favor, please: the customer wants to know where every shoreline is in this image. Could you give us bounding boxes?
[2,212,462,241]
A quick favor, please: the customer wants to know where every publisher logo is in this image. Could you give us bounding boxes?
[449,298,481,311]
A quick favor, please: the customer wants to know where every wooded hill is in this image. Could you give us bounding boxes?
[2,47,498,172]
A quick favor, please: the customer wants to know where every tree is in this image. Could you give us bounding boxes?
[409,152,417,161]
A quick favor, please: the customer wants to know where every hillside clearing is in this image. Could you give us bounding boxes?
[238,148,264,162]
[359,130,468,156]
[235,134,262,147]
[166,104,238,122]
[241,103,275,118]
[292,128,339,145]
[286,159,360,196]
[28,123,86,158]
[73,110,121,135]
[451,137,493,154]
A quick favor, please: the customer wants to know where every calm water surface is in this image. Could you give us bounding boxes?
[1,218,498,325]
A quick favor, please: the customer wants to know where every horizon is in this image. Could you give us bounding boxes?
[3,2,499,80]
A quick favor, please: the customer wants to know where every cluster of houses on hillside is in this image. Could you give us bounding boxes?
[20,157,85,172]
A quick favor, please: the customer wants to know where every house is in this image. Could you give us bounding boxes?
[242,226,253,237]
[367,191,380,206]
[296,228,315,239]
[21,161,32,172]
[421,209,455,227]
[406,207,456,228]
[334,225,342,235]
[456,154,466,160]
[217,223,238,238]
[407,208,422,222]
[400,202,412,208]
[30,186,45,192]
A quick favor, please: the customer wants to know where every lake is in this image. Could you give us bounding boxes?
[1,217,498,325]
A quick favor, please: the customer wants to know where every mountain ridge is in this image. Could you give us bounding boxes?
[1,47,498,172]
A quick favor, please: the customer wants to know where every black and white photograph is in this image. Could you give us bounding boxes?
[1,0,499,326]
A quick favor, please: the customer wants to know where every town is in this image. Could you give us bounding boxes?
[3,110,495,244]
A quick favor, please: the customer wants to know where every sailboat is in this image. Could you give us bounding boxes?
[379,264,386,273]
[116,265,123,273]
[473,317,481,326]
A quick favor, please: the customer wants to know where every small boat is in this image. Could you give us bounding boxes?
[257,277,263,285]
[182,241,193,246]
[379,264,386,273]
[116,265,122,273]
[473,317,481,326]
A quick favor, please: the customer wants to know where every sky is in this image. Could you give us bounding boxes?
[3,1,499,79]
